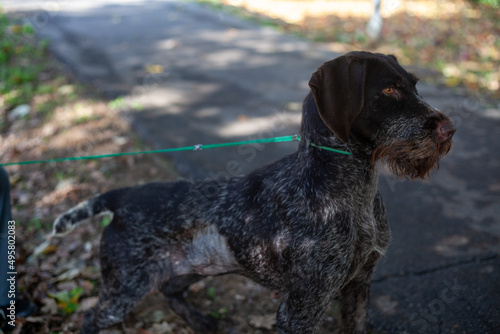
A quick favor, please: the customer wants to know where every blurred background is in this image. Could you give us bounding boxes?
[215,0,499,96]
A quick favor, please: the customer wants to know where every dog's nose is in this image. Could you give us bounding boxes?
[437,121,456,142]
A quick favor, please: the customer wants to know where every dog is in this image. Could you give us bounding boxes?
[52,51,455,333]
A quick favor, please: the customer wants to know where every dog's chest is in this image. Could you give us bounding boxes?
[348,195,391,280]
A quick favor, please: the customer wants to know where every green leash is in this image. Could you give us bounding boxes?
[0,135,351,167]
[309,143,352,154]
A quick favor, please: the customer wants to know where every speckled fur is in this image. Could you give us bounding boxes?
[53,52,454,334]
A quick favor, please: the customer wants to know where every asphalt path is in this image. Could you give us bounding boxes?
[4,1,499,332]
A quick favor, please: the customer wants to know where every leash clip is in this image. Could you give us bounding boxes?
[292,134,300,141]
[194,144,203,151]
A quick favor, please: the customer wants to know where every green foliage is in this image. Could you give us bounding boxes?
[28,217,43,232]
[27,216,52,233]
[209,307,228,319]
[207,286,217,300]
[470,0,500,8]
[49,287,84,315]
[75,114,101,124]
[108,96,125,110]
[108,97,144,111]
[0,10,49,110]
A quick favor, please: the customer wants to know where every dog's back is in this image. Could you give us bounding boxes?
[53,181,197,236]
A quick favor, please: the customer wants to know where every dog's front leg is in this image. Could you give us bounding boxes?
[338,259,379,334]
[338,278,371,333]
[276,287,333,334]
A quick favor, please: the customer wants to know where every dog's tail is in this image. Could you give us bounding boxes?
[52,192,115,236]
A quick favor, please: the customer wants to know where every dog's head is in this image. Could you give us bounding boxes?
[308,51,455,179]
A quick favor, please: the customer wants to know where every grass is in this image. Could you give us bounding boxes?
[0,9,82,133]
[471,0,499,7]
[0,12,50,111]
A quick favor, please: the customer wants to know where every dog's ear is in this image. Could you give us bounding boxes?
[308,55,367,142]
[387,54,398,62]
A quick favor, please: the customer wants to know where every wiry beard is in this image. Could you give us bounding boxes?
[372,136,453,180]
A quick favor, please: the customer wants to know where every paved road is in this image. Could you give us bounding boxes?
[5,1,500,333]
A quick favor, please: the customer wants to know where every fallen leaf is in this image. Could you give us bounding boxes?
[145,64,164,74]
[25,316,46,323]
[80,279,95,295]
[11,321,23,334]
[151,310,166,323]
[40,297,58,315]
[249,313,276,330]
[79,296,99,312]
[27,239,56,262]
[188,280,206,293]
[56,280,78,291]
[148,322,174,334]
[50,268,82,283]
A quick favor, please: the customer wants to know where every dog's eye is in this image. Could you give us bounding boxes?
[383,87,396,95]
